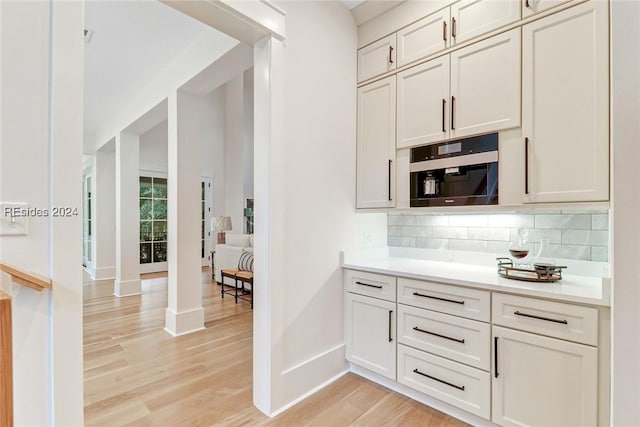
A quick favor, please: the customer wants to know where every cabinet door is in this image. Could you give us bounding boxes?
[451,0,520,44]
[345,292,397,380]
[397,8,450,67]
[522,0,573,18]
[358,34,396,83]
[357,76,396,208]
[522,1,609,203]
[397,56,450,149]
[492,326,597,427]
[450,29,521,139]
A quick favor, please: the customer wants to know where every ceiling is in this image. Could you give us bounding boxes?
[83,1,233,134]
[343,0,367,9]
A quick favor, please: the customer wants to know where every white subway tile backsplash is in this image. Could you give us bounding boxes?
[433,227,468,239]
[416,215,449,226]
[562,230,609,246]
[402,226,432,237]
[468,227,511,241]
[592,214,609,230]
[535,214,591,230]
[510,228,562,244]
[388,226,402,236]
[591,246,609,262]
[448,215,488,227]
[416,237,449,249]
[388,215,417,226]
[449,239,488,252]
[388,236,416,247]
[488,214,534,229]
[387,211,609,262]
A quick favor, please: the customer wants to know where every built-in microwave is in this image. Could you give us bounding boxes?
[410,133,498,207]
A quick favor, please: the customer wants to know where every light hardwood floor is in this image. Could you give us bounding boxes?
[83,269,468,427]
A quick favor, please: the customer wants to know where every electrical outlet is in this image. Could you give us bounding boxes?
[0,203,29,236]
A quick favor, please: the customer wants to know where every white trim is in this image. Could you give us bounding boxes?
[164,307,205,336]
[93,266,116,281]
[281,343,345,376]
[114,278,142,297]
[269,369,349,418]
[350,364,496,427]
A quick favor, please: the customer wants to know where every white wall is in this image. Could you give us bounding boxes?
[224,75,246,234]
[243,67,255,211]
[204,87,226,217]
[0,1,84,425]
[611,0,640,424]
[139,121,168,173]
[263,1,362,413]
[0,3,53,425]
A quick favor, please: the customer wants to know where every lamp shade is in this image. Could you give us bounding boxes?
[214,216,232,232]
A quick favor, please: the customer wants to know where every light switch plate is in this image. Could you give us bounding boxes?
[0,203,29,236]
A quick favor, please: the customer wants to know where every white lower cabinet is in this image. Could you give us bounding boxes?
[398,344,491,419]
[492,325,598,427]
[344,269,603,426]
[345,292,396,380]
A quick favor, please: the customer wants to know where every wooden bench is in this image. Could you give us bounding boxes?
[220,269,254,309]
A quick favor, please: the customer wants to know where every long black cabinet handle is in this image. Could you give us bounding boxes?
[355,281,382,289]
[451,17,457,38]
[413,292,464,305]
[525,0,531,8]
[413,326,465,344]
[388,46,394,64]
[388,159,393,201]
[451,95,456,130]
[388,310,393,342]
[494,336,499,378]
[514,310,568,325]
[413,369,465,391]
[442,98,446,132]
[524,137,529,194]
[442,21,447,41]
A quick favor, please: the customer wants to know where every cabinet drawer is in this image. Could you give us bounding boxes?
[398,278,490,322]
[398,304,490,370]
[345,269,396,302]
[492,293,598,346]
[398,344,490,419]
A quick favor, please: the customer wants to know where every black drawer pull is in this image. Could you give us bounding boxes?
[413,369,465,391]
[413,326,465,344]
[389,310,393,342]
[494,336,499,378]
[514,310,568,324]
[413,292,464,305]
[355,281,383,289]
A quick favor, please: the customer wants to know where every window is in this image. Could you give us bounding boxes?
[201,181,206,259]
[83,175,92,265]
[140,176,167,264]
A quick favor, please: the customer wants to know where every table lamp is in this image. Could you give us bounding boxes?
[213,216,232,244]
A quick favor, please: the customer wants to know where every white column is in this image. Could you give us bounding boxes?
[165,90,204,336]
[92,148,116,280]
[114,132,141,296]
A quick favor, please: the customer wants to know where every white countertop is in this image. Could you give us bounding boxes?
[342,248,610,307]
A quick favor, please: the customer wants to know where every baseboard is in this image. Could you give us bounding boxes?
[350,364,496,427]
[164,307,205,336]
[93,266,115,281]
[114,278,141,297]
[270,343,348,416]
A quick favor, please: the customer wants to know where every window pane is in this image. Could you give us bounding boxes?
[201,201,205,220]
[88,220,91,237]
[153,199,167,219]
[153,178,167,199]
[140,199,152,220]
[87,198,92,220]
[201,182,205,201]
[140,177,153,197]
[153,221,167,241]
[201,220,205,239]
[153,242,167,262]
[140,221,152,242]
[201,240,205,259]
[140,243,152,264]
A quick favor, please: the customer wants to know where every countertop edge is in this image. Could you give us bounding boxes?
[342,262,610,307]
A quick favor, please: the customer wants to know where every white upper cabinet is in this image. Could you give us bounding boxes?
[522,1,609,203]
[397,55,450,149]
[450,0,521,44]
[358,33,396,83]
[450,28,521,140]
[396,8,450,67]
[522,0,573,18]
[357,76,396,208]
